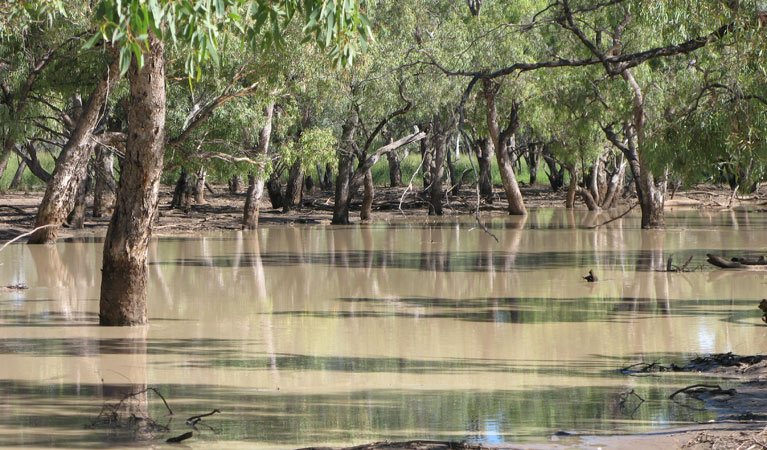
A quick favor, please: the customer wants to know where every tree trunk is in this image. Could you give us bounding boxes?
[323,163,333,190]
[332,112,359,225]
[446,137,459,196]
[28,56,121,244]
[601,155,626,209]
[283,160,304,212]
[93,147,115,217]
[99,33,165,326]
[526,143,542,185]
[387,148,402,187]
[420,129,433,190]
[13,143,52,183]
[588,154,601,205]
[566,165,577,208]
[361,169,374,220]
[429,123,447,216]
[622,69,665,229]
[228,175,242,194]
[266,173,284,209]
[9,157,26,189]
[194,167,206,204]
[542,144,565,192]
[242,173,263,229]
[476,137,494,202]
[483,80,526,215]
[0,151,9,185]
[170,168,193,212]
[66,172,92,229]
[242,102,273,226]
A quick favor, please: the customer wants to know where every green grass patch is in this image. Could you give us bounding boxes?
[0,152,56,191]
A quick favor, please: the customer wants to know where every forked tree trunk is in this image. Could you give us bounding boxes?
[93,147,115,217]
[28,56,121,244]
[483,80,526,215]
[99,33,165,326]
[332,112,359,225]
[283,160,304,212]
[361,169,374,220]
[242,102,274,228]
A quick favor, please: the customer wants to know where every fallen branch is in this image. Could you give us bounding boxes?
[166,431,193,443]
[0,205,28,214]
[586,201,638,229]
[0,224,58,252]
[669,384,735,400]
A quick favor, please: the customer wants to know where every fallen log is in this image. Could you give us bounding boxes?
[707,254,745,269]
[731,256,767,265]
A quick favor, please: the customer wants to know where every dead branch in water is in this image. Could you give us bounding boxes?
[166,431,193,443]
[0,224,58,252]
[669,384,735,400]
[586,201,638,229]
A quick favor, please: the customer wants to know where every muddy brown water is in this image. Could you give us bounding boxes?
[1,208,766,448]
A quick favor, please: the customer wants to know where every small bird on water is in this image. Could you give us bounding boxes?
[584,270,598,282]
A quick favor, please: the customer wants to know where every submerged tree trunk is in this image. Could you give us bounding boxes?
[429,122,447,215]
[283,160,304,212]
[99,33,165,326]
[332,112,359,225]
[93,147,115,217]
[28,56,121,244]
[361,169,374,220]
[66,172,92,229]
[483,80,526,215]
[242,102,274,228]
[566,165,577,208]
[242,173,263,229]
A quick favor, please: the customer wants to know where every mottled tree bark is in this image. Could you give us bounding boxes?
[66,172,91,228]
[476,137,494,202]
[331,112,359,225]
[429,122,447,216]
[386,148,402,187]
[361,169,374,220]
[28,56,121,244]
[194,167,207,204]
[99,33,165,326]
[483,80,526,215]
[242,102,274,228]
[92,147,115,217]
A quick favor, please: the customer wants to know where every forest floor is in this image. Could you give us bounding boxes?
[2,183,767,448]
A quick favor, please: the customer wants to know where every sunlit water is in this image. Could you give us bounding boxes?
[1,208,767,448]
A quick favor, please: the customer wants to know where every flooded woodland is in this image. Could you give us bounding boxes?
[2,207,766,448]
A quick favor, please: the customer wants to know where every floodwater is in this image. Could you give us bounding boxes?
[1,208,766,448]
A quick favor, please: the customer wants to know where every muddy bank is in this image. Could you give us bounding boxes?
[0,182,753,241]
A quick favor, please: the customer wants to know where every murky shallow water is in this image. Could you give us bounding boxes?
[1,208,767,448]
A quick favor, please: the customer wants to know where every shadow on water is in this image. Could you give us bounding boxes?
[0,379,716,447]
[152,249,740,272]
[267,296,761,324]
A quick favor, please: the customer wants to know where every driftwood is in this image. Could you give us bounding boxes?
[707,254,746,269]
[166,431,193,443]
[707,253,767,269]
[731,256,767,265]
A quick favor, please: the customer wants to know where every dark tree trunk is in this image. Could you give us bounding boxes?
[476,137,494,202]
[266,173,284,209]
[566,165,577,208]
[66,172,92,229]
[170,168,193,212]
[9,157,26,189]
[323,163,333,190]
[332,112,359,225]
[542,144,565,192]
[446,138,459,196]
[361,169,374,220]
[228,175,242,194]
[483,80,526,215]
[28,56,121,244]
[429,123,447,216]
[387,148,402,187]
[93,147,115,217]
[525,143,542,185]
[194,167,206,204]
[283,160,304,212]
[242,173,263,229]
[99,33,165,326]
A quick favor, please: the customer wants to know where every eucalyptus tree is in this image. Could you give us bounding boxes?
[14,0,372,325]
